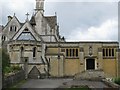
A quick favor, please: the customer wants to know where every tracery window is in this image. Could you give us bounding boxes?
[17,32,35,40]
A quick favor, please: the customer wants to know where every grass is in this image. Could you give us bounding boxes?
[114,77,120,85]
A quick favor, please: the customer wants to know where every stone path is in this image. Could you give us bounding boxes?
[20,79,109,89]
[20,79,72,88]
[60,80,109,88]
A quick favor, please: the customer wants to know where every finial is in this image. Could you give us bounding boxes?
[55,12,57,16]
[14,13,16,16]
[25,12,29,21]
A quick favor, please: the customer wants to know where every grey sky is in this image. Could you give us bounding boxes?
[0,0,119,41]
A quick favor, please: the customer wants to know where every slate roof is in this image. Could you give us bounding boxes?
[45,16,57,29]
[30,16,36,25]
[0,25,2,33]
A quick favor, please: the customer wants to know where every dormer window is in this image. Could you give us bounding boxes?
[10,25,17,32]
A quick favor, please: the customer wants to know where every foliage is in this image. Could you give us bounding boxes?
[1,48,10,73]
[4,65,22,75]
[114,77,120,85]
[1,48,21,74]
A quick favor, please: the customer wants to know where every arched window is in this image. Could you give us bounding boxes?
[10,25,17,32]
[20,47,24,58]
[33,47,36,58]
[2,35,6,41]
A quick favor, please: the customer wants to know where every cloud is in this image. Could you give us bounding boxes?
[67,18,118,41]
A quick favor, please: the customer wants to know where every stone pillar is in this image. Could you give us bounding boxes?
[79,47,84,72]
[98,48,103,70]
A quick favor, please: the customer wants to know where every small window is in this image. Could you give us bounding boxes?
[20,47,24,57]
[103,49,105,56]
[112,49,114,56]
[109,49,111,56]
[33,47,36,58]
[2,35,6,41]
[106,48,108,56]
[66,49,68,57]
[10,25,17,32]
[76,49,78,57]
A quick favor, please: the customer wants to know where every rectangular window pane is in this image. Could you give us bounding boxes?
[76,49,78,57]
[103,49,105,56]
[70,49,72,56]
[66,49,68,57]
[112,49,114,56]
[106,49,108,56]
[109,49,111,56]
[73,49,75,57]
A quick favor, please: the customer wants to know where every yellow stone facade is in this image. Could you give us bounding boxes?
[46,42,119,78]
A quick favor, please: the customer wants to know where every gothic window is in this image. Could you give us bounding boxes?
[10,25,17,32]
[20,47,24,58]
[2,35,6,41]
[17,32,35,40]
[33,47,36,58]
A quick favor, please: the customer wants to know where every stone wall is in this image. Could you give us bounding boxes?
[2,69,25,88]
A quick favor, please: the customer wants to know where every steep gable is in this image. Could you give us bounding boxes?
[12,21,41,41]
[2,16,22,41]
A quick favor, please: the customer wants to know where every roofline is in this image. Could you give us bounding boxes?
[45,41,119,44]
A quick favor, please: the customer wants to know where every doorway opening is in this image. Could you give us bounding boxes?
[86,59,95,70]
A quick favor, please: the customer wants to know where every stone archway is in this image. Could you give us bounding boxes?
[28,66,41,79]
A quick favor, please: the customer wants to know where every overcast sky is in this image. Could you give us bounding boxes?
[0,0,119,42]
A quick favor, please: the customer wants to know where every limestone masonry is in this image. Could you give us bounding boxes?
[1,0,120,79]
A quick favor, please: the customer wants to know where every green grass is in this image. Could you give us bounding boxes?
[114,77,120,85]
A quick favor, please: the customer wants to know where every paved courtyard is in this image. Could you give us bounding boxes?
[20,79,109,89]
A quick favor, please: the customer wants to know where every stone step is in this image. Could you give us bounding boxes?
[74,70,105,80]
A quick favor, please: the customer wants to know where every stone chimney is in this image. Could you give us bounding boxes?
[8,16,12,22]
[35,0,44,14]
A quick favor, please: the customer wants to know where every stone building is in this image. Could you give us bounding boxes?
[2,0,120,79]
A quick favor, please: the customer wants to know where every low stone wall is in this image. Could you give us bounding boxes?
[102,79,120,88]
[3,69,25,88]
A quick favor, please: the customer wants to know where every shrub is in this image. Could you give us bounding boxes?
[114,77,120,85]
[11,65,21,71]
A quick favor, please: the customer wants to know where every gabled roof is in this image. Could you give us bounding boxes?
[45,16,57,29]
[30,16,36,25]
[11,21,42,41]
[0,25,2,33]
[3,15,21,30]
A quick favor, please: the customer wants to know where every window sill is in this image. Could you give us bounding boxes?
[65,57,79,59]
[103,57,116,59]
